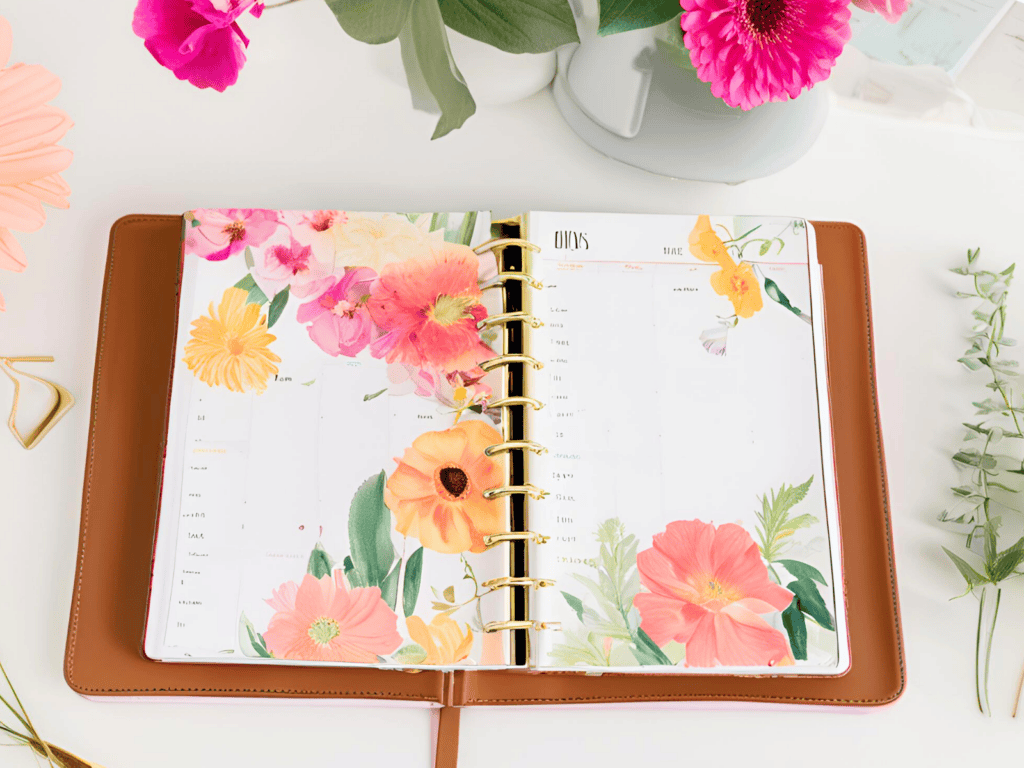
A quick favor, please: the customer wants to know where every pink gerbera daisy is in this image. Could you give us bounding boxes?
[680,0,852,110]
[367,244,492,373]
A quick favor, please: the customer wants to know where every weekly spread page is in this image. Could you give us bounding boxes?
[524,212,849,675]
[145,209,516,669]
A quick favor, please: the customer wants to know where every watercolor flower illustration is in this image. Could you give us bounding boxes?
[132,0,264,92]
[286,209,348,266]
[0,14,73,312]
[182,286,281,393]
[331,213,444,272]
[698,323,730,356]
[406,614,474,664]
[710,259,764,319]
[185,208,279,262]
[369,244,492,373]
[296,267,378,357]
[384,419,505,554]
[252,236,334,299]
[261,572,402,663]
[680,0,852,110]
[688,215,731,266]
[633,519,795,667]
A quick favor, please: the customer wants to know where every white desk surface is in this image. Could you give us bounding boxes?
[3,1,1024,766]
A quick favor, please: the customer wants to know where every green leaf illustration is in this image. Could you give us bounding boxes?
[439,0,578,53]
[781,599,807,660]
[348,471,398,589]
[363,388,388,402]
[267,286,290,329]
[393,643,429,664]
[343,555,365,588]
[325,0,414,43]
[307,541,335,580]
[777,559,827,586]
[788,578,834,631]
[403,547,425,617]
[763,277,803,317]
[233,273,269,306]
[443,585,456,603]
[598,0,681,35]
[239,612,273,658]
[244,246,255,269]
[399,0,476,140]
[381,561,401,611]
[561,591,585,621]
[457,210,478,247]
[632,627,673,666]
[755,476,816,563]
[429,211,449,233]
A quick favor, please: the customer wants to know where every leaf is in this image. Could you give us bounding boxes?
[631,627,673,666]
[598,0,681,35]
[307,541,334,580]
[763,277,803,317]
[777,559,827,586]
[759,241,771,256]
[781,600,807,661]
[457,210,478,246]
[403,547,425,617]
[239,612,273,658]
[381,561,401,610]
[547,629,612,667]
[561,591,585,621]
[944,547,987,589]
[991,537,1024,582]
[428,211,448,233]
[443,585,456,603]
[393,643,429,664]
[788,578,834,631]
[348,471,398,589]
[233,273,269,306]
[363,388,388,402]
[244,246,255,269]
[325,0,414,43]
[267,286,290,328]
[400,0,476,140]
[440,0,578,53]
[343,555,365,588]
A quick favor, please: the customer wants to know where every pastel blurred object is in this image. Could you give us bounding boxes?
[0,15,73,312]
[851,0,910,23]
[132,0,263,92]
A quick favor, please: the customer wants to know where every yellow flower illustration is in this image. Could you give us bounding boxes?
[183,287,281,393]
[710,260,764,319]
[406,614,474,665]
[688,215,732,266]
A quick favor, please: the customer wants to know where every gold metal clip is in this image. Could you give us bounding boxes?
[479,354,543,373]
[486,396,544,411]
[482,576,556,590]
[480,272,544,291]
[482,484,548,501]
[482,531,551,547]
[483,620,562,633]
[478,312,544,330]
[484,440,548,457]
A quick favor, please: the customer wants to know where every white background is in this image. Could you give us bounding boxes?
[2,1,1024,766]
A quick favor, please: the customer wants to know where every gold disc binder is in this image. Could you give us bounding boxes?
[476,219,555,655]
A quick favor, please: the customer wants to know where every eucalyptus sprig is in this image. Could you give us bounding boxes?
[942,248,1024,716]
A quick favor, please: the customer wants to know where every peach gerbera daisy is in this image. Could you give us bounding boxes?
[262,572,402,663]
[406,614,474,665]
[384,420,506,554]
[0,15,73,311]
[182,287,281,393]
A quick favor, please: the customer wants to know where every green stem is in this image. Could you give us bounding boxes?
[975,583,1002,716]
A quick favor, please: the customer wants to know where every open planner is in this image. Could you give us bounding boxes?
[145,209,849,675]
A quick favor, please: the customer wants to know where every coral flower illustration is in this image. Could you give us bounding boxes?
[331,213,443,272]
[710,259,763,318]
[680,0,852,110]
[406,614,474,665]
[185,208,279,262]
[688,215,730,266]
[368,244,492,373]
[182,286,281,393]
[0,15,73,311]
[262,572,402,663]
[296,267,377,357]
[384,419,506,554]
[132,0,264,92]
[634,519,794,667]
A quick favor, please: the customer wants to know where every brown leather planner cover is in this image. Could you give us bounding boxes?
[65,216,904,710]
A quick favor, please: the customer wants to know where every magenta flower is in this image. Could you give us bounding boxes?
[253,236,333,299]
[851,0,909,22]
[185,208,279,261]
[132,0,264,92]
[297,268,378,357]
[680,0,851,110]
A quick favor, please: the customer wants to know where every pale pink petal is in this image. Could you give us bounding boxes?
[17,177,69,209]
[0,185,44,231]
[0,107,73,155]
[0,227,27,271]
[264,579,299,613]
[634,592,704,646]
[713,604,793,666]
[0,17,11,69]
[0,64,62,124]
[0,145,73,186]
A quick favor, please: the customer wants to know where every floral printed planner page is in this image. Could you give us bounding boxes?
[524,212,849,675]
[145,210,515,669]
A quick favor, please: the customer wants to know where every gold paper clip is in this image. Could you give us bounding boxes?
[486,396,544,411]
[482,576,556,590]
[1,356,75,450]
[484,440,548,457]
[483,484,548,501]
[480,354,543,373]
[478,312,544,330]
[483,531,551,547]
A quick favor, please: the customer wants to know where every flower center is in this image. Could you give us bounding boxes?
[270,244,311,275]
[307,616,341,645]
[225,221,246,242]
[694,574,741,609]
[435,464,470,500]
[730,274,750,296]
[428,295,476,327]
[309,211,337,232]
[742,0,789,39]
[227,337,244,356]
